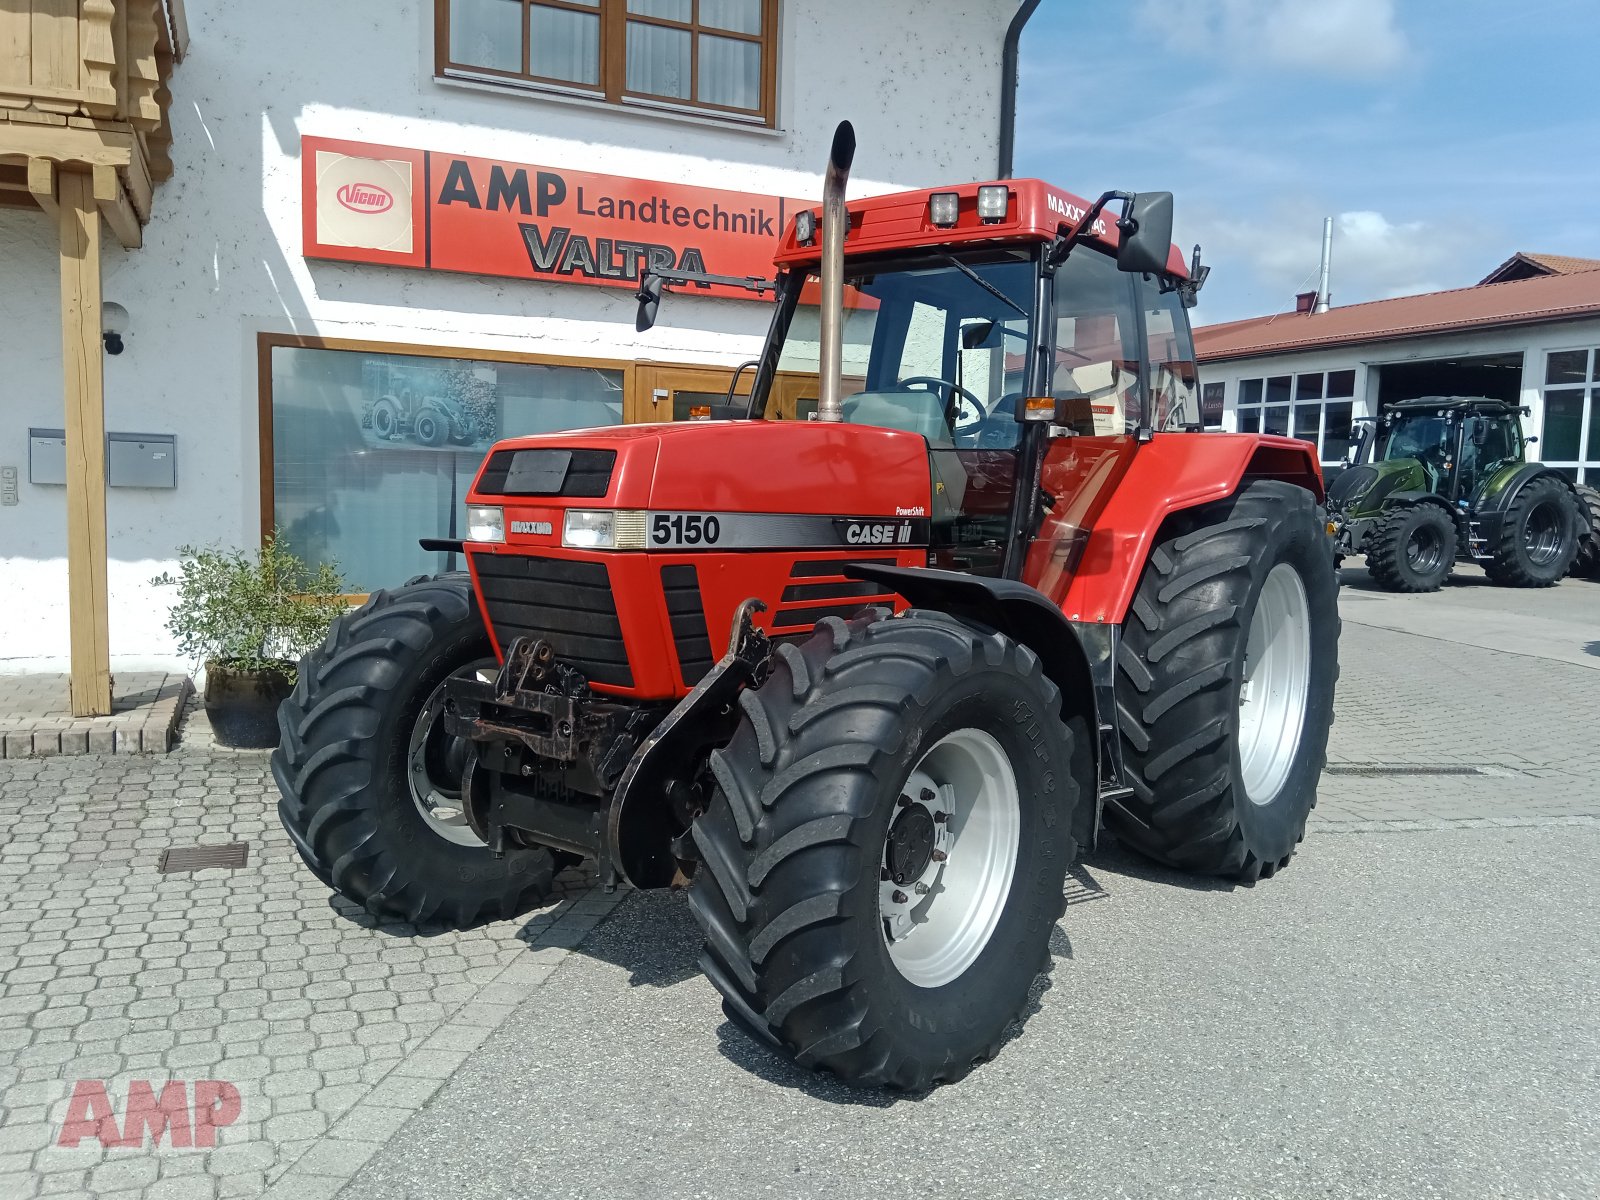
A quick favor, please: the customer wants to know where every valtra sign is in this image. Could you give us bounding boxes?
[303,136,805,301]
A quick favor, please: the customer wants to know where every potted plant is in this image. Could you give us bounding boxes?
[153,534,348,748]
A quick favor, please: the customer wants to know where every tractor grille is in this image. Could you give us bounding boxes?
[476,448,616,498]
[473,554,632,688]
[661,565,714,686]
[771,557,899,631]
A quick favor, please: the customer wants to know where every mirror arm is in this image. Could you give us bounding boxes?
[636,268,776,302]
[1045,189,1132,267]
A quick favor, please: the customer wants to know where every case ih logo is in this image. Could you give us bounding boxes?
[337,182,394,214]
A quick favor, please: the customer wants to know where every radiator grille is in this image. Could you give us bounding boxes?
[661,565,714,686]
[772,557,899,633]
[474,554,632,688]
[477,448,616,498]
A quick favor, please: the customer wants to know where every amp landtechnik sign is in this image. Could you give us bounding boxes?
[302,135,803,301]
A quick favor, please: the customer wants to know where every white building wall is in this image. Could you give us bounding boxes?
[0,0,1014,670]
[1205,316,1600,455]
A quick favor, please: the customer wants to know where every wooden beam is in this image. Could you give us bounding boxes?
[0,120,134,167]
[28,157,57,222]
[92,163,140,248]
[58,170,113,718]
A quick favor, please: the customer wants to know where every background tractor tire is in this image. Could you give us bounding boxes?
[370,396,402,440]
[1366,503,1456,592]
[412,406,449,447]
[1484,475,1580,587]
[1571,484,1600,579]
[272,574,555,927]
[1109,480,1339,883]
[688,608,1087,1090]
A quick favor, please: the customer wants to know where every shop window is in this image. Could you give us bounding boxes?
[1235,368,1356,465]
[437,0,778,126]
[1541,346,1599,484]
[264,339,623,593]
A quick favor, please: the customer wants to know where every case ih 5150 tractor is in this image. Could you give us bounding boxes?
[1327,396,1589,591]
[274,125,1340,1089]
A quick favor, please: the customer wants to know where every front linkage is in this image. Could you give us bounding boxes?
[445,600,774,890]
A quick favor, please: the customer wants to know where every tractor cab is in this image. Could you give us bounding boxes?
[1360,397,1527,502]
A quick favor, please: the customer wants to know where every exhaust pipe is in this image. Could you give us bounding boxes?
[816,120,856,424]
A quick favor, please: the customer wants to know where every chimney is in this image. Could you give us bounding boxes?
[1314,217,1333,313]
[1295,291,1317,314]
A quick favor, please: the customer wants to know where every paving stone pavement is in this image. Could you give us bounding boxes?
[0,595,1596,1199]
[0,675,193,759]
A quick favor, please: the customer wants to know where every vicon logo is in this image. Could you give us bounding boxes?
[337,182,394,214]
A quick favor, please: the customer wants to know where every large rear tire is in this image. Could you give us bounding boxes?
[272,574,556,926]
[1570,483,1600,579]
[1484,475,1580,587]
[687,609,1086,1089]
[1366,502,1455,593]
[1108,480,1339,883]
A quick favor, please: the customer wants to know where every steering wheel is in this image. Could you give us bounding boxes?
[897,376,986,433]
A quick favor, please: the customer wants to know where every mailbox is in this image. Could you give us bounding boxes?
[28,429,177,489]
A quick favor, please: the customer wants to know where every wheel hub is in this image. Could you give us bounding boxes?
[407,670,490,848]
[879,728,1020,988]
[885,803,937,886]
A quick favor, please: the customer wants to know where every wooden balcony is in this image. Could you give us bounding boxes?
[0,0,188,248]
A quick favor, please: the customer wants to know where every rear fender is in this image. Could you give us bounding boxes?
[844,563,1105,850]
[1472,463,1574,515]
[1056,433,1324,624]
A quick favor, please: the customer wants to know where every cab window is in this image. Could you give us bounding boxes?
[1052,247,1143,435]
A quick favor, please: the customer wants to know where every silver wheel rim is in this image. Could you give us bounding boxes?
[1237,562,1312,805]
[880,728,1020,988]
[406,675,484,847]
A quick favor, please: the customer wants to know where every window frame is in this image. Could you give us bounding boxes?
[1540,344,1598,484]
[433,0,781,128]
[1234,368,1357,465]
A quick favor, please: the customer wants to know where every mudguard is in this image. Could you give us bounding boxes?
[1055,433,1324,624]
[1471,462,1576,515]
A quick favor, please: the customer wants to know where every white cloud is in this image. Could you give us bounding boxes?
[1188,203,1491,323]
[1138,0,1411,77]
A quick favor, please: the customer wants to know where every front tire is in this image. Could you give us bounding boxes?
[688,609,1086,1089]
[1367,503,1456,592]
[1485,475,1580,587]
[272,574,556,926]
[1109,480,1340,883]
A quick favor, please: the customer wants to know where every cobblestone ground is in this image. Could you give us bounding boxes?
[1,593,1597,1199]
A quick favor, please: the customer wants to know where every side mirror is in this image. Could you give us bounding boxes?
[1525,435,1538,446]
[1117,191,1174,276]
[1471,421,1488,446]
[635,274,664,332]
[961,319,997,350]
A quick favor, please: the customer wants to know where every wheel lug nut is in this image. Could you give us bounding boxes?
[920,788,936,803]
[914,882,929,895]
[880,867,891,881]
[891,890,908,904]
[898,793,912,807]
[934,811,949,823]
[931,849,947,862]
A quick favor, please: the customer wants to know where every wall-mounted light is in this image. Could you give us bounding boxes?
[102,302,129,356]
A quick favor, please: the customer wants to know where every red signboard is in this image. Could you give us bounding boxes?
[302,136,803,301]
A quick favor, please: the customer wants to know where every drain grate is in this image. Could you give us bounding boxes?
[158,842,249,873]
[1325,764,1487,777]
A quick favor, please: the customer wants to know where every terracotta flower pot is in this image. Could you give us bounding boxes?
[204,661,295,748]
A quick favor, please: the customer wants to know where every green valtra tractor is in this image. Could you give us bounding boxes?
[1327,397,1587,592]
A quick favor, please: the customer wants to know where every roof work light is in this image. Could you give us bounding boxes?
[928,192,959,228]
[794,208,817,245]
[977,185,1009,223]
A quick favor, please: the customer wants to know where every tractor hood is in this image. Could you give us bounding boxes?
[465,420,936,554]
[1327,457,1425,515]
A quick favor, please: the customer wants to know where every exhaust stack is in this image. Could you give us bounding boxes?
[816,121,856,424]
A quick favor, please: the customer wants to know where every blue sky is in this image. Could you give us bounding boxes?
[1014,0,1600,326]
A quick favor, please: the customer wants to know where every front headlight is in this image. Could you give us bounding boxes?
[563,509,648,550]
[466,505,504,543]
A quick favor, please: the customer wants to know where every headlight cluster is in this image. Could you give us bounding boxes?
[562,510,648,550]
[466,505,504,543]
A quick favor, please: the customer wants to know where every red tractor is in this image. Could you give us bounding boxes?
[274,125,1339,1089]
